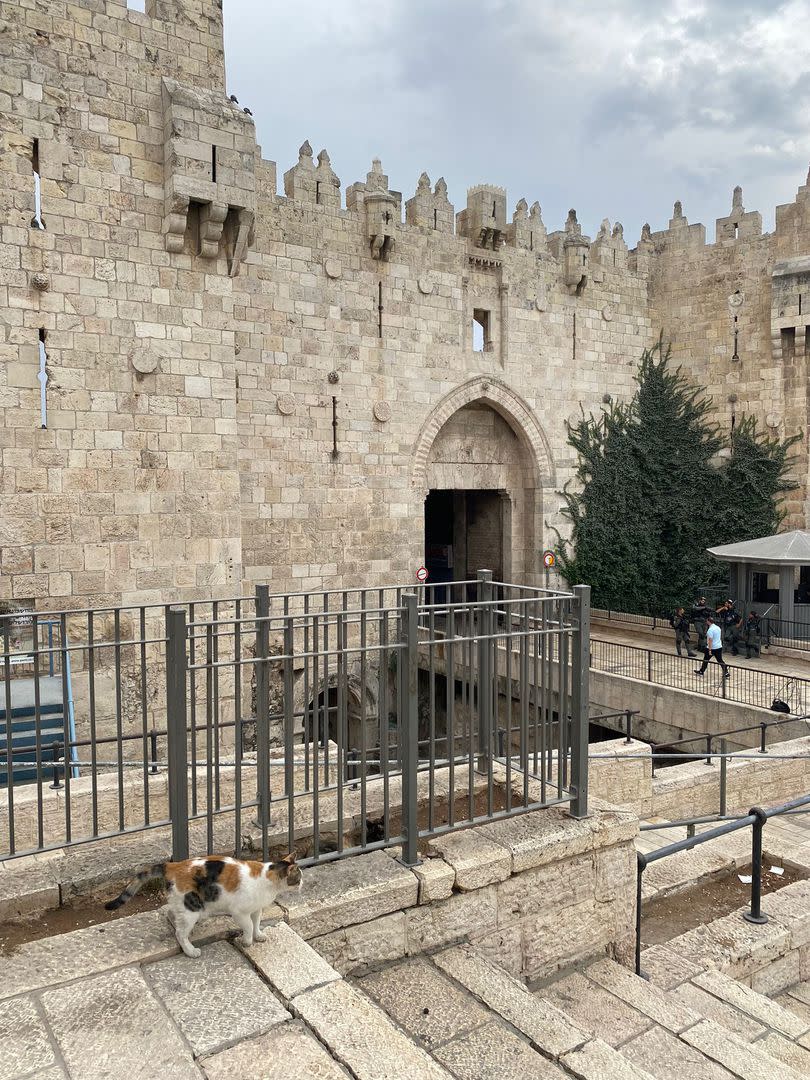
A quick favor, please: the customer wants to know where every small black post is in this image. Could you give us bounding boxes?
[705,735,712,766]
[50,741,62,790]
[759,723,767,755]
[149,728,158,774]
[635,853,646,977]
[625,710,632,744]
[743,807,769,925]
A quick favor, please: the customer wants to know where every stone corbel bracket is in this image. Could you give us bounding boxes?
[771,256,810,363]
[366,192,398,261]
[161,78,257,274]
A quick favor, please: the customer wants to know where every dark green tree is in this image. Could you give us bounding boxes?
[555,338,799,613]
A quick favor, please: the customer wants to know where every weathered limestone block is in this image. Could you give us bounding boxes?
[412,855,455,902]
[293,980,452,1078]
[311,910,408,976]
[145,941,290,1057]
[200,1021,349,1080]
[428,829,511,889]
[406,884,499,955]
[276,849,418,939]
[246,921,340,998]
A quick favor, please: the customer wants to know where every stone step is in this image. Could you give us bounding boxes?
[775,982,810,1025]
[690,969,810,1040]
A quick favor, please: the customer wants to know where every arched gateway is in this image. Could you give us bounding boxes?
[412,378,556,586]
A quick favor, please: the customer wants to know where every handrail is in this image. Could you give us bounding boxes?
[635,791,810,975]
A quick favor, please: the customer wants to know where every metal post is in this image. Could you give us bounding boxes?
[476,570,493,774]
[149,729,158,774]
[646,650,652,683]
[570,584,590,818]
[165,605,189,861]
[400,593,420,867]
[625,710,633,744]
[759,723,767,754]
[719,738,727,816]
[255,585,271,860]
[283,617,295,854]
[635,853,646,978]
[705,735,712,766]
[743,807,769,924]
[49,741,62,790]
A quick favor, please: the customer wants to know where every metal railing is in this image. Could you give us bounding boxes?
[0,575,591,866]
[635,792,810,976]
[590,636,810,712]
[592,605,810,652]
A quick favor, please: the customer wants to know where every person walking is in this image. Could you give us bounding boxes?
[690,596,711,651]
[670,606,697,657]
[694,614,730,678]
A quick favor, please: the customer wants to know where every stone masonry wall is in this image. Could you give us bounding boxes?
[1,0,810,616]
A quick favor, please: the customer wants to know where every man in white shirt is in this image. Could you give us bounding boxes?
[694,615,730,678]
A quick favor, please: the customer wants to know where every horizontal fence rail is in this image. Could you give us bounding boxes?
[0,575,591,866]
[590,636,810,713]
[592,606,810,652]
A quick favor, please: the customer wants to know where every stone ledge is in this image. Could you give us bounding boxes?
[681,1018,805,1080]
[276,849,418,939]
[692,968,809,1039]
[432,943,589,1058]
[560,1036,658,1079]
[293,979,452,1078]
[428,830,511,890]
[243,921,341,999]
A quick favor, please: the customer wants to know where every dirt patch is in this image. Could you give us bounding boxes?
[641,860,806,948]
[0,885,165,954]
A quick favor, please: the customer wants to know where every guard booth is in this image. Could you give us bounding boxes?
[707,529,810,640]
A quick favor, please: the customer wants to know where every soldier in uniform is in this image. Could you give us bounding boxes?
[716,599,741,651]
[670,606,697,657]
[690,596,711,651]
[744,610,762,659]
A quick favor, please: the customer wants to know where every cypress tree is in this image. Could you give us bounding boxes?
[555,339,799,614]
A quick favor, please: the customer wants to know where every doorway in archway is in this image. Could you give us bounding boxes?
[424,489,506,590]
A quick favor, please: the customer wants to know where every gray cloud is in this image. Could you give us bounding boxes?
[224,0,810,240]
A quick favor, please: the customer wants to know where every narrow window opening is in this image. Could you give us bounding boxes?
[377,281,383,339]
[781,327,796,362]
[491,201,496,217]
[211,145,217,183]
[799,294,802,317]
[613,249,616,266]
[31,138,45,230]
[582,254,587,265]
[473,308,491,352]
[433,208,438,230]
[315,180,321,205]
[733,222,738,239]
[529,231,533,252]
[572,312,576,361]
[38,329,48,428]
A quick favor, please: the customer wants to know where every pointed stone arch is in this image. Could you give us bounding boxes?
[412,378,556,585]
[411,377,555,494]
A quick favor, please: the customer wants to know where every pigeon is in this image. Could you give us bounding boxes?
[243,107,252,116]
[229,94,239,104]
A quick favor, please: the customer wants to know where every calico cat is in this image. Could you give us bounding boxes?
[105,853,302,958]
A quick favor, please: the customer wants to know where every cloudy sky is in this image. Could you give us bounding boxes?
[217,0,810,242]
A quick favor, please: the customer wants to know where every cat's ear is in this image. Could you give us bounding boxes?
[281,852,297,864]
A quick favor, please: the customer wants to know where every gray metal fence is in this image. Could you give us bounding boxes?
[590,636,810,712]
[0,575,591,865]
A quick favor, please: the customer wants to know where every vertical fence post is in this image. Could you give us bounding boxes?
[283,617,295,854]
[743,807,769,924]
[646,649,652,683]
[625,710,633,744]
[476,570,493,774]
[400,592,420,866]
[635,853,646,977]
[759,723,767,755]
[719,738,727,816]
[255,585,271,860]
[570,584,590,819]
[165,606,189,861]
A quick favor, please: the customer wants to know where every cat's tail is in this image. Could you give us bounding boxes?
[104,863,166,911]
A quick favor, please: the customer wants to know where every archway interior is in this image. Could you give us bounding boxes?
[424,489,504,590]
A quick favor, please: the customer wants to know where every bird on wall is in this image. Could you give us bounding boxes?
[229,94,239,104]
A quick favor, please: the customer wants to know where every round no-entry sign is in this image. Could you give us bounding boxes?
[416,566,429,583]
[542,550,556,569]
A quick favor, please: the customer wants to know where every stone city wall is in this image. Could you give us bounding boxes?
[7,0,810,618]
